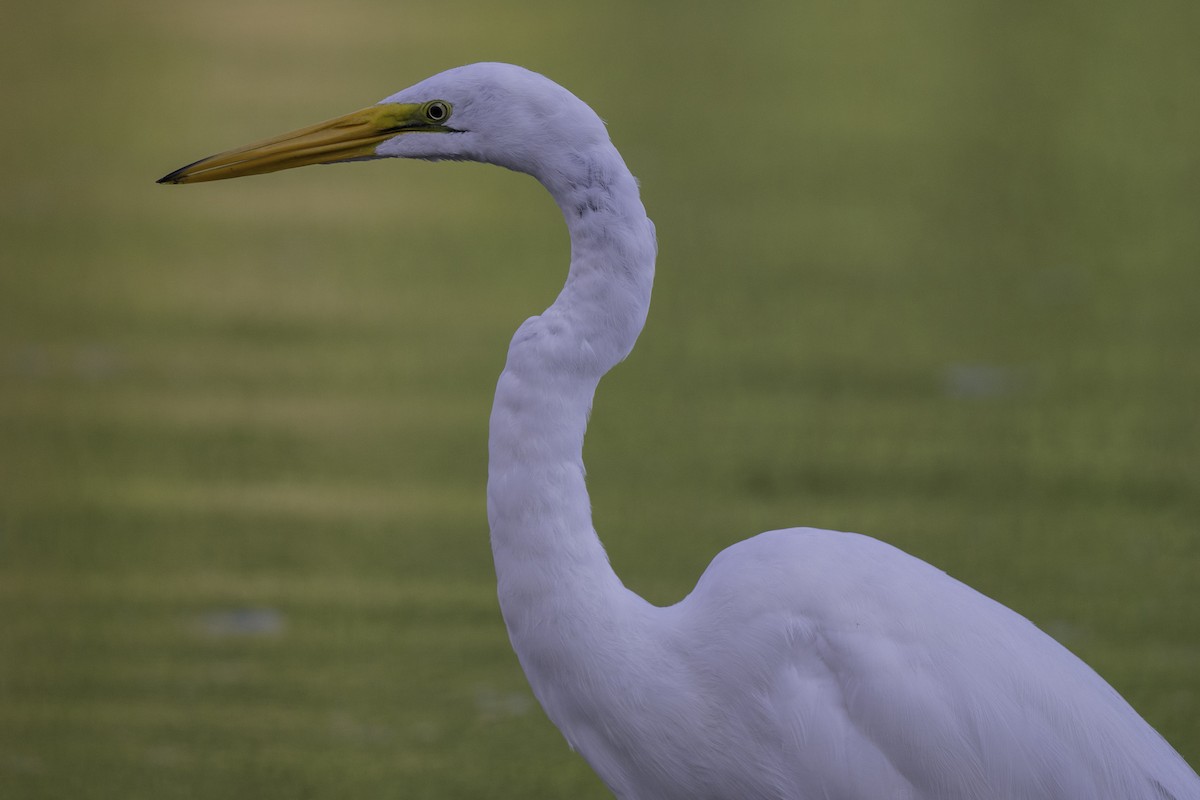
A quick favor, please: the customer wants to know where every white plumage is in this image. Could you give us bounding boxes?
[161,63,1199,799]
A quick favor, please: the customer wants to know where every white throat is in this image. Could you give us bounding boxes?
[485,138,657,738]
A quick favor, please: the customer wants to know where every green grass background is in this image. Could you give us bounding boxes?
[2,0,1198,796]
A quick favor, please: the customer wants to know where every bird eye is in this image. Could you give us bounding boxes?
[423,101,451,123]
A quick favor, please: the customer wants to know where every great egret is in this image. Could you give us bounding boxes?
[159,63,1199,799]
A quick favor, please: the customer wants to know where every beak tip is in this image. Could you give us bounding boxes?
[157,154,215,185]
[157,165,192,185]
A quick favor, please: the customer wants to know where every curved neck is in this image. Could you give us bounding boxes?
[486,140,656,684]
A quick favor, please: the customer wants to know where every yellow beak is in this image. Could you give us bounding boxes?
[157,102,441,184]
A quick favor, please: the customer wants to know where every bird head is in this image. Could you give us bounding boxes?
[157,63,611,185]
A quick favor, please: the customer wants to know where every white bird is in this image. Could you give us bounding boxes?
[159,63,1199,799]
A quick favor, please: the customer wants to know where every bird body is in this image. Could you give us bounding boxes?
[528,526,1197,798]
[160,62,1199,799]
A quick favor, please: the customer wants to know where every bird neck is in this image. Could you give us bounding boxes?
[486,140,657,673]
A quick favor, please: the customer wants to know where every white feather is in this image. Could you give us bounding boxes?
[376,62,1199,800]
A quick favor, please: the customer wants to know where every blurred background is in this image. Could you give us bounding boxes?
[2,0,1198,796]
